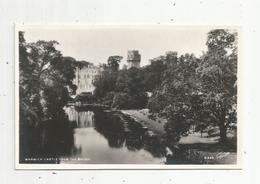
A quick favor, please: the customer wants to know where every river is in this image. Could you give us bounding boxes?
[57,107,166,164]
[21,106,235,165]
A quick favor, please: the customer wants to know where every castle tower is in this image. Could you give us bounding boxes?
[127,50,141,69]
[165,51,178,63]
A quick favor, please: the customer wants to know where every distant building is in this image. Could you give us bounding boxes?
[73,61,102,95]
[149,55,165,64]
[150,51,178,64]
[127,50,141,69]
[165,51,178,62]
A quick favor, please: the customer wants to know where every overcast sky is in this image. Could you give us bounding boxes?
[20,26,213,67]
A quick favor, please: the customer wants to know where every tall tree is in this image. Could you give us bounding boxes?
[148,54,200,146]
[19,32,77,122]
[93,68,118,98]
[142,59,167,91]
[116,68,145,95]
[197,29,237,142]
[19,32,77,159]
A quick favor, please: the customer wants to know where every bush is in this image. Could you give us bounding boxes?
[131,92,148,109]
[112,92,131,109]
[100,92,116,107]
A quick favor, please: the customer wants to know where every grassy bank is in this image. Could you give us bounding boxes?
[120,108,237,164]
[120,109,166,136]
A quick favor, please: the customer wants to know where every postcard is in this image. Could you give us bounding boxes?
[15,25,242,169]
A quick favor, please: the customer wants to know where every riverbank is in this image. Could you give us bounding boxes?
[120,109,236,144]
[120,109,166,136]
[120,108,237,164]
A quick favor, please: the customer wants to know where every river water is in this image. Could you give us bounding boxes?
[60,107,165,164]
[19,106,237,165]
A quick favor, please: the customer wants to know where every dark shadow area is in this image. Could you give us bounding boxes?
[19,116,75,164]
[179,138,237,153]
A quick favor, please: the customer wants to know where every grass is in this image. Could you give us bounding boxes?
[120,108,237,164]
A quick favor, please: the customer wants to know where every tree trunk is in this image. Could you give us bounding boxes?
[219,122,227,143]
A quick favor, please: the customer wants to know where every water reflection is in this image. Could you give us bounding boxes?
[20,107,165,164]
[19,115,75,164]
[20,107,237,164]
[65,108,94,128]
[63,107,165,164]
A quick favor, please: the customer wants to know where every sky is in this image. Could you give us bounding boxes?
[20,26,212,67]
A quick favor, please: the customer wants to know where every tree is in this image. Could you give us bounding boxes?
[93,55,123,99]
[142,59,167,91]
[197,29,237,142]
[93,65,148,109]
[19,32,77,122]
[93,67,118,98]
[107,55,123,71]
[148,29,237,144]
[19,32,78,159]
[116,68,145,95]
[52,56,77,95]
[148,54,200,145]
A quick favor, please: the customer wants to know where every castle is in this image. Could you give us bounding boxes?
[73,50,142,95]
[73,62,102,95]
[127,50,141,69]
[150,51,177,64]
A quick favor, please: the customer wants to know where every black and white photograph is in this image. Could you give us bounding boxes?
[16,25,241,169]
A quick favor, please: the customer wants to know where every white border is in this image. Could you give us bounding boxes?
[15,24,242,170]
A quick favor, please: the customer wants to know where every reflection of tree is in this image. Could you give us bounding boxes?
[94,111,125,148]
[125,137,143,151]
[93,111,165,157]
[71,145,82,156]
[20,117,75,164]
[49,107,166,160]
[107,134,125,148]
[38,118,74,156]
[143,137,165,157]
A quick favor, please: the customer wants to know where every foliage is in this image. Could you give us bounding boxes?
[196,29,237,142]
[19,28,238,147]
[93,64,148,109]
[148,29,237,144]
[148,53,200,144]
[116,68,145,94]
[142,59,167,91]
[107,55,123,71]
[19,31,77,124]
[93,68,118,98]
[75,60,92,69]
[111,92,131,109]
